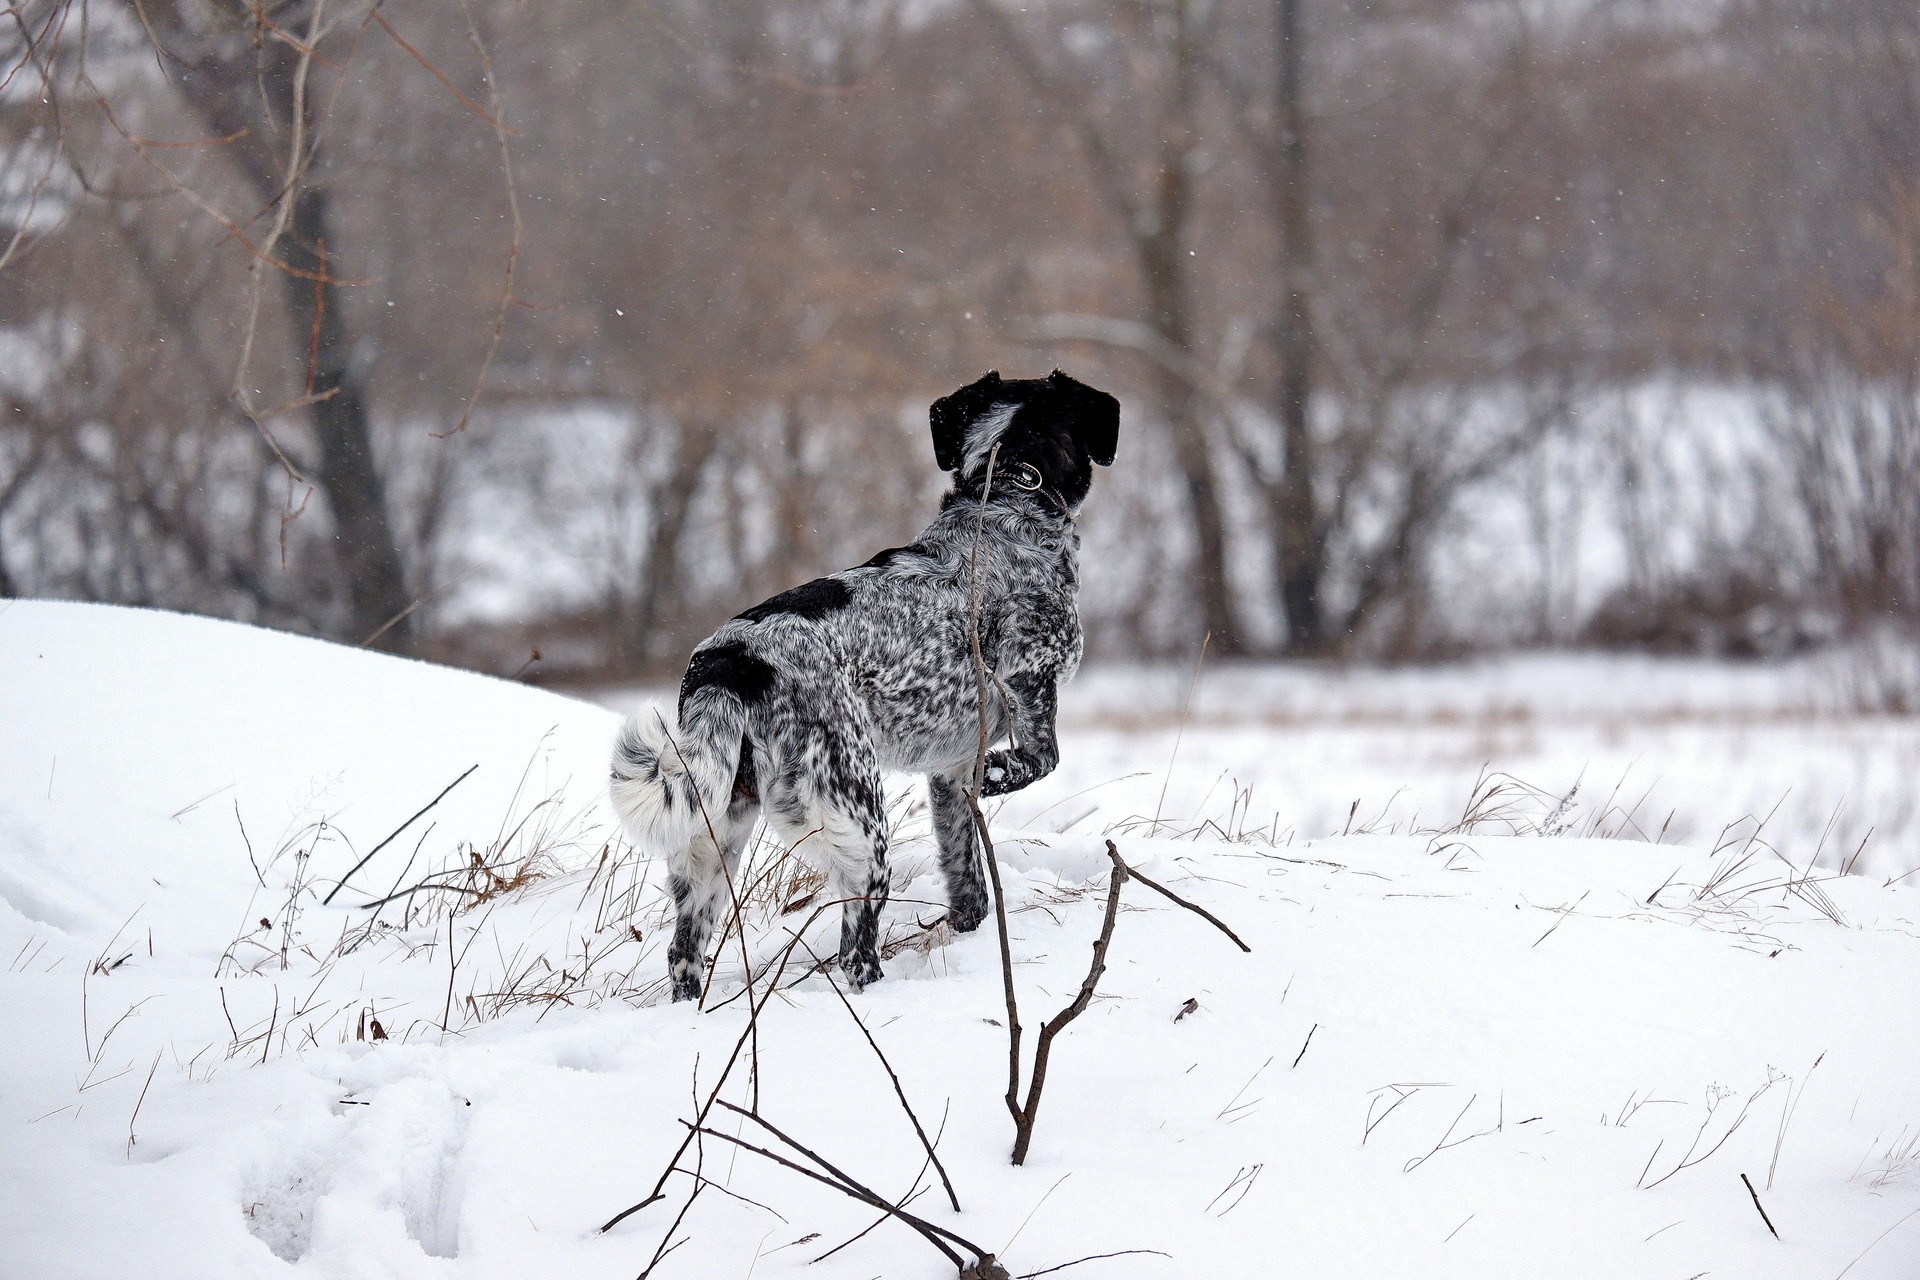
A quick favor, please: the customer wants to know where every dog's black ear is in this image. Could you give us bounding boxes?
[1048,369,1120,466]
[930,370,1003,471]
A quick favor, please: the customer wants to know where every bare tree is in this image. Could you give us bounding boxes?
[1271,0,1320,651]
[974,0,1249,653]
[9,0,1920,666]
[138,2,421,649]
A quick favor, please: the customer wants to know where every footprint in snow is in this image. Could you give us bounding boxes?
[241,1075,471,1262]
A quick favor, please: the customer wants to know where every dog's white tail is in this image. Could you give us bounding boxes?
[608,689,747,855]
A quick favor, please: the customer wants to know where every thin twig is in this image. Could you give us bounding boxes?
[599,910,817,1233]
[440,911,457,1033]
[1108,845,1251,952]
[357,573,471,649]
[1016,1249,1173,1278]
[1768,1052,1824,1190]
[714,1101,980,1250]
[324,764,477,904]
[1740,1173,1779,1240]
[1531,890,1589,947]
[1403,1094,1499,1173]
[1290,1024,1318,1069]
[636,1157,704,1279]
[1640,1078,1777,1190]
[1364,1084,1425,1144]
[801,940,963,1212]
[812,1106,949,1264]
[235,800,265,888]
[963,442,1028,1151]
[1834,1206,1920,1279]
[434,0,522,439]
[125,1047,163,1158]
[696,1109,986,1271]
[369,9,514,131]
[970,787,1027,1134]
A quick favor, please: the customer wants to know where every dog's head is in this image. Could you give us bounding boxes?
[929,370,1119,512]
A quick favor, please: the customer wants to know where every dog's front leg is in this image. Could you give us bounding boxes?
[929,773,988,932]
[980,670,1060,798]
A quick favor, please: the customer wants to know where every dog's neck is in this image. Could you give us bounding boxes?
[934,488,1075,538]
[942,463,1083,520]
[921,488,1079,587]
[937,482,1077,524]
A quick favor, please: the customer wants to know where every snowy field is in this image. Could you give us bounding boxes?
[5,601,1920,1279]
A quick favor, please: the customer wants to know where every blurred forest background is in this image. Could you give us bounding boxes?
[3,0,1918,684]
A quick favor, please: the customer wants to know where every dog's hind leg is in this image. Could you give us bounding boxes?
[823,791,889,990]
[929,771,987,933]
[664,776,761,1003]
[763,755,889,991]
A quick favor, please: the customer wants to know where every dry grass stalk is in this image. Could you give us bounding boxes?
[1853,1126,1920,1192]
[1638,1073,1782,1190]
[1402,1093,1503,1173]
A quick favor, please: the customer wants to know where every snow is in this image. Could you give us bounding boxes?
[4,601,1920,1279]
[1049,652,1920,885]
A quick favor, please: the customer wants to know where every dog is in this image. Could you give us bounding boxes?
[609,369,1119,1001]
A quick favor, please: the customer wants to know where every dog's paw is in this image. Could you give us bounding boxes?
[980,750,1035,797]
[668,962,704,1003]
[946,899,987,933]
[839,951,884,992]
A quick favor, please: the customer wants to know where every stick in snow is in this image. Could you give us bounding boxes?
[1111,852,1252,953]
[1740,1173,1780,1240]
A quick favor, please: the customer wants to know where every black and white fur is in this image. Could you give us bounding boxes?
[609,370,1120,1001]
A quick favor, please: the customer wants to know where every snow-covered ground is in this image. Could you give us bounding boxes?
[5,601,1919,1278]
[1052,652,1920,886]
[601,646,1920,887]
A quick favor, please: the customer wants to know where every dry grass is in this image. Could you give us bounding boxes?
[206,727,1884,1068]
[211,742,652,1060]
[241,760,962,1053]
[1854,1127,1920,1193]
[1100,760,1875,961]
[1636,1072,1783,1191]
[1110,759,1877,898]
[1104,763,1620,848]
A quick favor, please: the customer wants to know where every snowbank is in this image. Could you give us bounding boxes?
[0,601,617,948]
[4,602,1919,1279]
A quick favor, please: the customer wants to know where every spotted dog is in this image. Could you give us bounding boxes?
[609,370,1120,1001]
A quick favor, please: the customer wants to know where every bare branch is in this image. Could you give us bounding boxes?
[1009,844,1128,1165]
[431,1,522,439]
[799,939,963,1213]
[1108,844,1251,953]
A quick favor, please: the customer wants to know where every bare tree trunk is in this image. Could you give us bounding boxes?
[621,423,721,672]
[1144,0,1242,655]
[1142,224,1238,655]
[281,182,415,650]
[166,8,416,650]
[969,0,1243,653]
[1272,0,1324,653]
[0,431,48,598]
